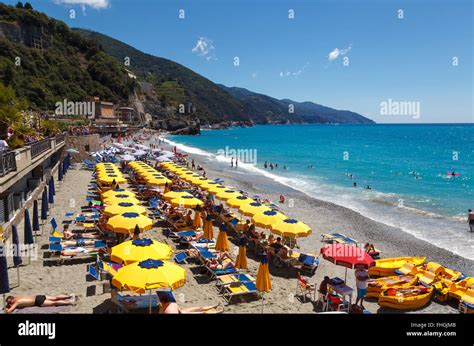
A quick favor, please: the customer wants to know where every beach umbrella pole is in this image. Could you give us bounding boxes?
[149,289,152,314]
[16,266,20,287]
[261,293,264,313]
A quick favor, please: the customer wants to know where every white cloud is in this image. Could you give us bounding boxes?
[192,37,216,61]
[279,63,309,78]
[327,44,352,61]
[54,0,110,10]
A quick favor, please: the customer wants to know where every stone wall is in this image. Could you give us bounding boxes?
[65,134,101,163]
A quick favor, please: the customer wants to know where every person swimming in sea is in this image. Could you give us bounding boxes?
[264,161,267,169]
[270,163,274,170]
[353,182,357,187]
[365,185,372,190]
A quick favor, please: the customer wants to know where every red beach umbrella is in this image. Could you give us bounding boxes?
[321,244,375,269]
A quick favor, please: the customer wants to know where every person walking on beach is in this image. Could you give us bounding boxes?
[230,157,234,168]
[235,158,238,168]
[355,268,369,310]
[191,159,195,170]
[468,209,474,232]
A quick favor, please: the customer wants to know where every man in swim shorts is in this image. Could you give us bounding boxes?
[5,294,75,313]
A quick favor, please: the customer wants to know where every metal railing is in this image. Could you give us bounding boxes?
[30,138,51,159]
[56,133,65,144]
[0,151,17,177]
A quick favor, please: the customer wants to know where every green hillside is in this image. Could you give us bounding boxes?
[0,3,136,110]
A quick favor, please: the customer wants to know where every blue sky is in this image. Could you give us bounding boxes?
[8,0,473,123]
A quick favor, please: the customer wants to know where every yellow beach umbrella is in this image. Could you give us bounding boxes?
[256,254,272,313]
[106,212,153,234]
[112,258,186,294]
[101,189,136,199]
[238,202,272,217]
[171,195,204,208]
[110,238,173,265]
[270,218,311,238]
[203,214,213,240]
[215,189,243,201]
[163,191,192,201]
[200,181,220,191]
[252,210,287,229]
[235,237,248,270]
[103,202,147,217]
[215,224,229,252]
[103,194,141,205]
[207,185,227,195]
[226,195,253,208]
[191,177,212,186]
[193,210,202,229]
[187,175,205,184]
[97,175,127,184]
[145,176,171,186]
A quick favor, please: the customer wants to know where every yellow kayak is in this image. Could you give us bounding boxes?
[378,286,433,310]
[369,257,426,277]
[367,275,417,298]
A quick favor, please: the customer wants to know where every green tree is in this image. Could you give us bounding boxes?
[15,2,23,9]
[0,83,27,139]
[24,2,32,10]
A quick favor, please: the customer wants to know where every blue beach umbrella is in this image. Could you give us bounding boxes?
[0,245,10,295]
[49,177,55,196]
[58,163,63,181]
[11,224,22,267]
[41,190,48,220]
[32,200,40,232]
[24,209,34,245]
[48,181,54,204]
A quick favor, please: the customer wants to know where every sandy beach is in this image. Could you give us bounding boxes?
[3,133,472,315]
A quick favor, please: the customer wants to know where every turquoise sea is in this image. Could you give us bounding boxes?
[167,124,474,259]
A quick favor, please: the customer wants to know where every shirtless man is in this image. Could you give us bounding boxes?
[468,209,474,232]
[5,294,75,313]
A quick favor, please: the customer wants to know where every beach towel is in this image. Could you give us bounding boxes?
[9,305,72,314]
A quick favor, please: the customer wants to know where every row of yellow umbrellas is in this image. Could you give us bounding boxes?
[96,163,127,185]
[129,161,171,187]
[160,162,272,309]
[160,162,311,238]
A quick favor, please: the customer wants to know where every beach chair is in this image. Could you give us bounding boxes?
[87,263,101,281]
[296,272,317,302]
[219,277,259,304]
[216,273,255,291]
[110,289,159,313]
[174,251,189,264]
[297,254,319,275]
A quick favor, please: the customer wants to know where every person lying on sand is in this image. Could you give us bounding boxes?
[158,293,223,314]
[175,210,193,229]
[5,294,75,313]
[60,247,101,257]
